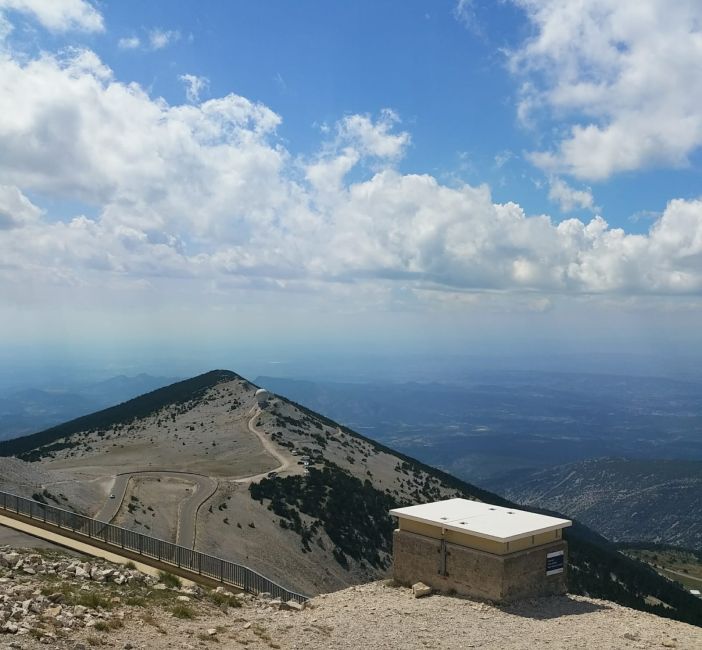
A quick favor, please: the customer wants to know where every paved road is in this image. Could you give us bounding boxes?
[94,470,217,549]
[662,567,702,585]
[232,409,301,484]
[93,406,298,549]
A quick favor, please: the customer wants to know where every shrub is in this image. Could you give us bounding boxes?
[158,571,182,588]
[76,591,111,610]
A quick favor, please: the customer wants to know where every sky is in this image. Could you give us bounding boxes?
[1,0,702,377]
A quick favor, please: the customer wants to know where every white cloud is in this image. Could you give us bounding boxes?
[0,0,103,33]
[180,73,208,103]
[493,150,514,170]
[118,36,140,50]
[149,28,180,50]
[1,44,702,314]
[0,185,41,229]
[548,178,596,213]
[453,0,481,35]
[510,0,702,180]
[336,109,410,160]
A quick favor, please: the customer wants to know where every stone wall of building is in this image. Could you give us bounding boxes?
[393,529,567,602]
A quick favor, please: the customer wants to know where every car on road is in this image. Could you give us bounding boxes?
[267,471,278,478]
[109,494,116,499]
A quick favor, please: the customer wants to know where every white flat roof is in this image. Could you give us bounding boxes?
[390,498,572,543]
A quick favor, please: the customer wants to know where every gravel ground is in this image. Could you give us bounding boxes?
[260,582,701,650]
[2,573,700,650]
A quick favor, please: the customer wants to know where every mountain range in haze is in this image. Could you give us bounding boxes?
[0,374,179,441]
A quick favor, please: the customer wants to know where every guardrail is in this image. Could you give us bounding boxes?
[0,490,308,603]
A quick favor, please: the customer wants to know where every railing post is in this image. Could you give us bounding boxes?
[220,558,224,583]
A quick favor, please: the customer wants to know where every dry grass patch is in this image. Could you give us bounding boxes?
[171,603,196,619]
[140,611,167,634]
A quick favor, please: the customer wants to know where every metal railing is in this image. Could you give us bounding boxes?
[0,490,308,603]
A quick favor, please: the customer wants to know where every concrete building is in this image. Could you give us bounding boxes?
[390,498,572,602]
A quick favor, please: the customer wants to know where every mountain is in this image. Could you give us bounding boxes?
[0,370,700,627]
[487,458,702,551]
[0,374,179,442]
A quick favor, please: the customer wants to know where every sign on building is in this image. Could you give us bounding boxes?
[546,550,565,575]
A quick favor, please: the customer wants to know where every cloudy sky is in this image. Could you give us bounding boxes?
[1,0,701,373]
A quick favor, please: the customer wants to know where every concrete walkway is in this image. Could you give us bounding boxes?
[0,513,167,580]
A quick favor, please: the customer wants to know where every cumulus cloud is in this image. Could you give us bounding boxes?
[1,43,702,311]
[0,0,103,33]
[149,28,180,50]
[509,0,702,180]
[180,73,208,103]
[336,109,410,160]
[548,178,596,213]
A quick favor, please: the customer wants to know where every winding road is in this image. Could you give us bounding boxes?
[94,407,298,549]
[94,471,218,549]
[232,409,298,484]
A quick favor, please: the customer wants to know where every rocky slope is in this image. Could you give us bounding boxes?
[489,458,702,550]
[0,371,700,627]
[0,546,700,650]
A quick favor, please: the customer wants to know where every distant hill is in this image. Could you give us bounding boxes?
[0,371,700,627]
[488,458,702,551]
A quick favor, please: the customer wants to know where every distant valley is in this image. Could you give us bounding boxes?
[0,374,179,441]
[257,373,702,482]
[487,458,702,551]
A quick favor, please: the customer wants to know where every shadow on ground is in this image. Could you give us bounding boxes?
[499,595,611,619]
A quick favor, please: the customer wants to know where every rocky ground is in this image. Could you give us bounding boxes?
[0,546,699,650]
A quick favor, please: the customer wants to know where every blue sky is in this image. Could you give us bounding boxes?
[1,0,701,375]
